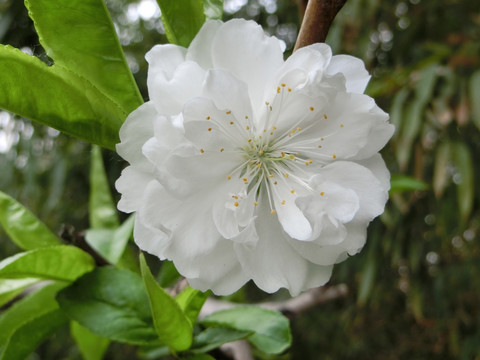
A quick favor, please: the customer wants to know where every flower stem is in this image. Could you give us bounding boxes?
[294,0,347,51]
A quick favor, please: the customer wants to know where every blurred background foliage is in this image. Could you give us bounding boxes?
[0,0,479,358]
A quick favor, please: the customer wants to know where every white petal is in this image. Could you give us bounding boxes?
[115,166,153,213]
[117,102,157,169]
[181,238,249,296]
[211,19,285,116]
[326,55,371,93]
[187,20,222,69]
[201,69,253,123]
[133,215,170,260]
[356,154,391,192]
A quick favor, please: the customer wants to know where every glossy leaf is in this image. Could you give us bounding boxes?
[89,146,119,229]
[25,0,143,114]
[0,278,39,307]
[0,282,66,347]
[469,70,480,130]
[85,215,135,265]
[176,286,210,325]
[156,0,206,47]
[202,306,291,355]
[191,327,253,353]
[0,45,125,150]
[203,0,224,19]
[57,266,159,345]
[70,321,110,360]
[0,246,95,281]
[452,142,474,223]
[389,175,428,195]
[0,309,67,360]
[140,253,193,351]
[0,190,60,250]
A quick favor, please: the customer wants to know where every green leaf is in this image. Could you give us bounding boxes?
[140,253,193,351]
[158,260,181,287]
[191,327,253,353]
[469,70,480,130]
[25,0,143,114]
[0,278,39,307]
[85,215,135,265]
[57,266,159,346]
[157,0,206,47]
[0,190,60,250]
[0,282,66,346]
[89,146,119,229]
[389,175,429,195]
[0,309,67,360]
[203,0,224,19]
[70,321,110,360]
[452,142,474,223]
[176,286,210,325]
[0,246,95,282]
[433,141,451,198]
[0,45,125,150]
[182,355,216,360]
[357,256,377,306]
[202,306,291,355]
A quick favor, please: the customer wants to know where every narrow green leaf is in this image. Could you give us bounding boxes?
[0,190,59,250]
[89,146,119,229]
[203,0,224,19]
[176,286,210,325]
[452,142,474,223]
[357,257,376,306]
[202,306,291,355]
[433,141,451,198]
[469,70,480,130]
[158,260,181,288]
[0,282,66,346]
[389,87,409,138]
[0,45,125,149]
[389,175,428,195]
[157,0,206,47]
[85,215,135,265]
[0,278,39,307]
[25,0,143,113]
[0,309,67,360]
[191,327,253,353]
[57,266,159,346]
[70,321,110,360]
[140,253,193,351]
[0,246,95,282]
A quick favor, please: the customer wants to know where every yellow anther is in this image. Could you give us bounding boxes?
[263,129,267,132]
[230,121,234,125]
[268,174,274,178]
[270,209,276,215]
[269,106,273,111]
[274,181,278,185]
[281,83,286,87]
[245,115,249,119]
[253,201,258,206]
[220,148,224,152]
[233,195,238,199]
[308,159,313,164]
[246,125,250,130]
[242,177,247,182]
[277,87,281,93]
[265,101,270,105]
[256,163,261,168]
[248,139,252,143]
[206,116,211,120]
[227,175,231,180]
[309,106,314,111]
[234,201,239,207]
[259,136,262,139]
[208,128,212,131]
[270,132,274,135]
[226,110,232,115]
[324,114,328,119]
[281,152,285,157]
[291,129,296,134]
[288,88,292,92]
[340,124,344,128]
[281,200,286,205]
[200,149,205,153]
[297,127,302,131]
[304,161,309,165]
[332,154,337,159]
[272,126,277,130]
[290,189,295,194]
[321,137,324,141]
[317,145,322,148]
[259,150,264,155]
[320,192,325,196]
[284,173,289,178]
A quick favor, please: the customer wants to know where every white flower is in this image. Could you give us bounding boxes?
[116,19,394,296]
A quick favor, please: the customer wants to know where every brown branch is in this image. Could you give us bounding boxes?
[294,0,347,51]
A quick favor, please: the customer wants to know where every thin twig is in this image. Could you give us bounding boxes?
[294,0,347,51]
